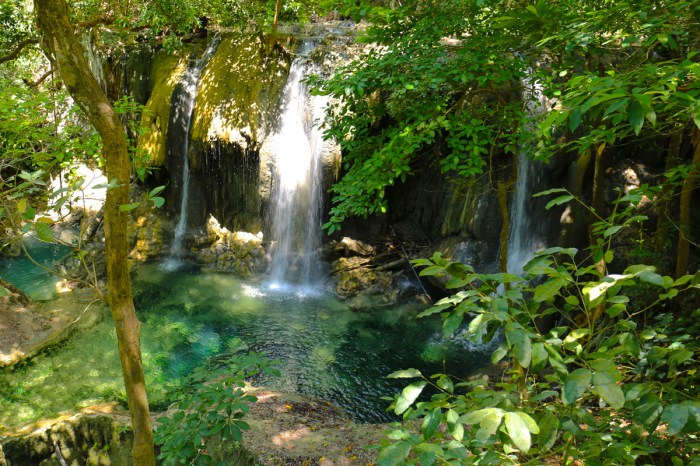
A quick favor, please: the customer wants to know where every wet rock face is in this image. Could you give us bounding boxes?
[0,413,132,466]
[128,208,166,262]
[193,215,268,277]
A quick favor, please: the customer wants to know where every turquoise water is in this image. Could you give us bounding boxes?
[0,238,68,301]
[0,262,492,429]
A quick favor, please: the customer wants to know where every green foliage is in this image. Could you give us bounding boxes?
[154,352,280,466]
[310,0,700,232]
[378,196,700,464]
[310,0,532,231]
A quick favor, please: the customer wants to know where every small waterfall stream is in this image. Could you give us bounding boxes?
[506,72,550,273]
[268,45,327,285]
[163,37,220,270]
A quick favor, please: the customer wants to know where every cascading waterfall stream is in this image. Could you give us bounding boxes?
[268,44,327,285]
[506,71,550,274]
[163,37,220,271]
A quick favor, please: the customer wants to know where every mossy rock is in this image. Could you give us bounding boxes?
[189,33,291,154]
[137,49,188,167]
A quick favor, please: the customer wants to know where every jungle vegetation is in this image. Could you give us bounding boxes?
[1,0,699,464]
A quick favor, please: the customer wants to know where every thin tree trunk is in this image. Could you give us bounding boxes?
[33,1,155,464]
[590,143,607,227]
[560,148,592,247]
[273,0,284,30]
[655,127,684,254]
[675,129,700,278]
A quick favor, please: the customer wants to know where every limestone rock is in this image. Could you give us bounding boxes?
[0,412,132,466]
[194,215,267,277]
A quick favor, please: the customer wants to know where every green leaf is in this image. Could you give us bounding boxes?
[545,194,574,210]
[629,99,644,134]
[538,412,559,451]
[394,381,427,415]
[562,368,591,405]
[534,188,569,197]
[603,225,623,238]
[119,203,140,212]
[34,222,54,243]
[516,412,540,434]
[437,374,454,393]
[149,185,166,197]
[506,325,532,368]
[491,344,508,364]
[388,368,422,379]
[638,270,664,286]
[661,404,689,435]
[534,277,566,302]
[461,407,501,425]
[633,393,663,431]
[442,309,464,338]
[504,412,531,452]
[569,108,582,132]
[476,409,504,441]
[422,408,442,439]
[593,371,624,409]
[377,441,412,466]
[531,342,548,373]
[151,196,165,208]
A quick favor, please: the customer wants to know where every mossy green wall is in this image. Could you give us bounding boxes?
[190,34,291,166]
[137,49,188,167]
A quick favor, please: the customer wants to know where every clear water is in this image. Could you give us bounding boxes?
[0,238,68,301]
[0,262,492,429]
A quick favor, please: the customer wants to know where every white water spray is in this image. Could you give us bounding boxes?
[268,44,328,285]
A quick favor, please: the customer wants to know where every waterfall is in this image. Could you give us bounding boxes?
[506,72,550,274]
[163,37,220,271]
[268,44,327,285]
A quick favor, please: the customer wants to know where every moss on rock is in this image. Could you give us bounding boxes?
[189,34,291,157]
[137,49,188,167]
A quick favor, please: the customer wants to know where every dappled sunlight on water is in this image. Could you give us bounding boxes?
[0,262,492,429]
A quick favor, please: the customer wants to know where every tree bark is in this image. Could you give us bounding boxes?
[273,0,284,30]
[675,129,700,278]
[33,1,156,464]
[655,127,684,254]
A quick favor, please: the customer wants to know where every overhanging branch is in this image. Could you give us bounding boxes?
[0,38,40,64]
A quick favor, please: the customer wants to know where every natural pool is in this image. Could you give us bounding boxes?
[0,261,493,430]
[0,238,67,301]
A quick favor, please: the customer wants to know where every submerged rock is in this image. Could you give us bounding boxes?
[1,410,132,466]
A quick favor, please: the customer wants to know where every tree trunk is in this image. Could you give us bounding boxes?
[675,129,700,278]
[273,0,284,30]
[655,127,684,254]
[559,148,592,248]
[33,1,155,464]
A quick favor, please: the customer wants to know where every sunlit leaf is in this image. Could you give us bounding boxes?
[34,222,54,243]
[377,441,412,466]
[388,368,422,379]
[394,381,427,415]
[504,412,531,452]
[593,371,624,409]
